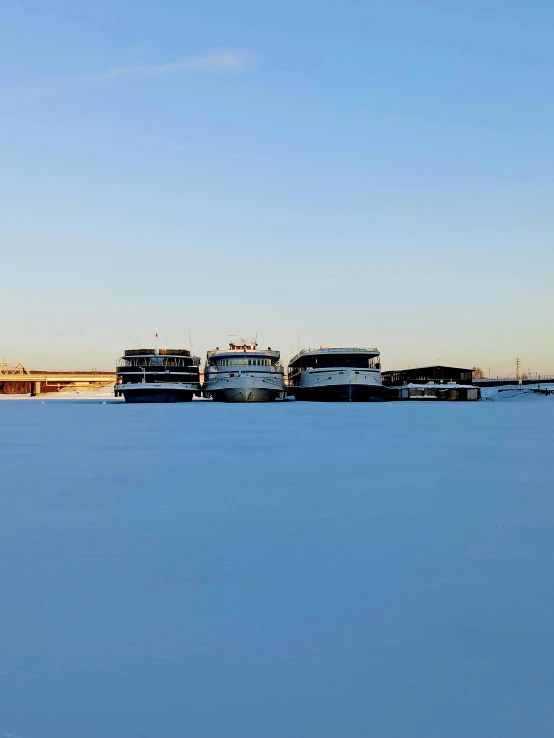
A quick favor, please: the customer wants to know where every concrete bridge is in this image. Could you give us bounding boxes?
[473,377,554,388]
[0,363,116,395]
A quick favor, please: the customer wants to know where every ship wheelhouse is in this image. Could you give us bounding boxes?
[117,349,200,385]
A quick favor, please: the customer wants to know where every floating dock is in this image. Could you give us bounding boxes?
[390,382,481,401]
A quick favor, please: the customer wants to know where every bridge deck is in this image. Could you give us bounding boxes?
[473,377,554,387]
[1,373,116,383]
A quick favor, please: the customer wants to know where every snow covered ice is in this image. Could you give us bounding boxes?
[1,396,554,738]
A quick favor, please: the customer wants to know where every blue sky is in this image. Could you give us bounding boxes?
[1,0,553,373]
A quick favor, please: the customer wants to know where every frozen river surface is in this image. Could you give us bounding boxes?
[1,399,554,738]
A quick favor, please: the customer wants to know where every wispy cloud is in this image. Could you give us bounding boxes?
[3,51,252,105]
[98,52,251,81]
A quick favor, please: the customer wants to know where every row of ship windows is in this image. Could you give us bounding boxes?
[122,358,194,368]
[215,359,272,366]
[289,358,380,371]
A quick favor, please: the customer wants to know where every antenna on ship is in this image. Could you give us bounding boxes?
[155,329,159,354]
[188,331,193,355]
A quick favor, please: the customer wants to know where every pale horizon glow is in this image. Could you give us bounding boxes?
[1,0,553,377]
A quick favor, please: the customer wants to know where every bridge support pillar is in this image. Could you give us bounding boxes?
[30,381,41,396]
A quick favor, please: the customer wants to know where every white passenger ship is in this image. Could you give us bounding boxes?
[203,338,285,402]
[287,346,391,402]
[115,348,201,403]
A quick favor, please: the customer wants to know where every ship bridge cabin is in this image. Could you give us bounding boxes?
[381,365,474,387]
[206,339,282,369]
[116,349,200,388]
[288,347,380,377]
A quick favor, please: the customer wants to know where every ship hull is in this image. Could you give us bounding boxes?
[204,370,284,403]
[208,387,281,403]
[123,389,194,403]
[289,383,391,402]
[287,367,391,402]
[116,382,199,404]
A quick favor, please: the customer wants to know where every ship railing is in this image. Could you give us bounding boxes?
[206,349,281,359]
[290,347,379,362]
[117,357,200,368]
[294,347,379,354]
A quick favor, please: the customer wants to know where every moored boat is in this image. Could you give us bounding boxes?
[203,338,284,402]
[115,348,201,403]
[287,346,391,402]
